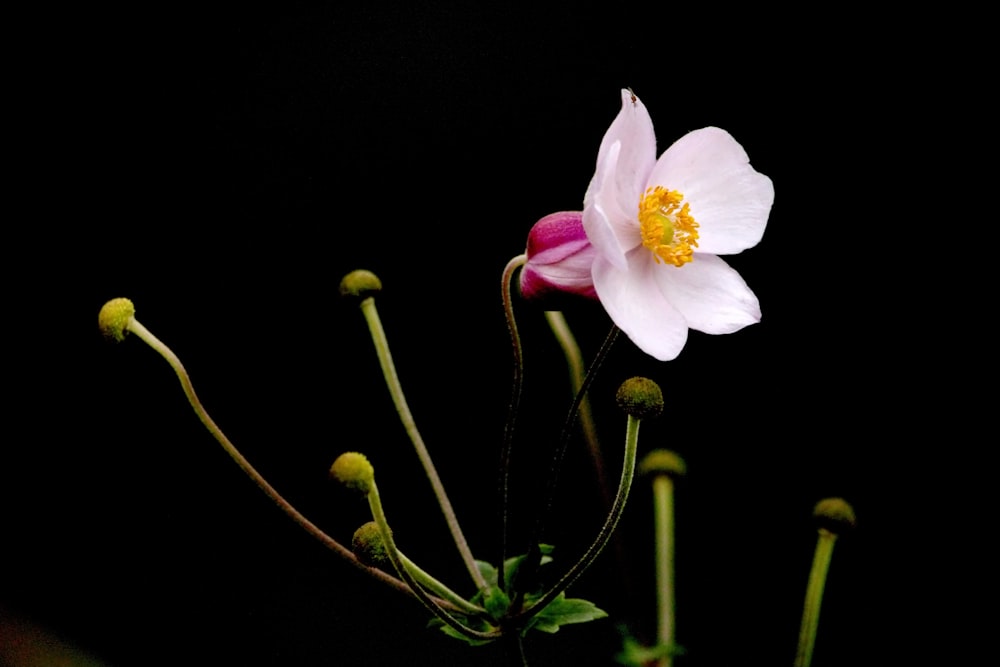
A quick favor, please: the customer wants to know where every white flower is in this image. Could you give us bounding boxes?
[582,89,774,361]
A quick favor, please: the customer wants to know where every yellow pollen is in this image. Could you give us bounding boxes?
[638,186,700,267]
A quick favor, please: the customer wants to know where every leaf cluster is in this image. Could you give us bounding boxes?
[428,546,607,646]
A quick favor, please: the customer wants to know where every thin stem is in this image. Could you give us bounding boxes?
[652,475,676,667]
[543,311,609,506]
[513,413,641,624]
[538,324,619,536]
[794,530,838,667]
[123,317,429,602]
[499,254,527,590]
[397,550,487,616]
[358,297,487,591]
[514,634,530,667]
[513,324,619,604]
[546,312,641,621]
[367,479,501,642]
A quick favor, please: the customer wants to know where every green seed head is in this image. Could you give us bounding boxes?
[813,497,856,535]
[352,521,391,567]
[98,298,136,342]
[639,449,686,478]
[330,452,375,494]
[616,377,664,419]
[339,270,382,301]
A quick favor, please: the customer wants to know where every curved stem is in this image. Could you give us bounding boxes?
[499,254,527,589]
[543,311,610,512]
[538,324,618,535]
[367,479,501,642]
[358,297,487,591]
[124,317,435,603]
[513,324,618,604]
[397,550,487,616]
[514,412,641,624]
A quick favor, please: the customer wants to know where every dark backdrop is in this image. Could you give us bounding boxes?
[5,3,967,666]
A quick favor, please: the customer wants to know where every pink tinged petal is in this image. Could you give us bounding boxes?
[585,90,657,210]
[521,212,598,300]
[592,252,689,361]
[647,127,774,255]
[582,141,633,271]
[520,250,598,300]
[653,253,761,335]
[583,89,657,267]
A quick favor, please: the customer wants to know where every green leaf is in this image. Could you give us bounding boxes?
[524,593,607,634]
[475,559,498,588]
[477,545,555,595]
[482,585,511,620]
[434,547,605,646]
[503,544,555,595]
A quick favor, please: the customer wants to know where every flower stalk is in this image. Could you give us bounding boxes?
[356,293,487,591]
[543,310,607,504]
[102,304,417,598]
[652,474,675,667]
[794,498,855,667]
[395,551,486,617]
[794,530,837,667]
[514,381,654,625]
[499,254,527,590]
[639,450,686,667]
[365,477,500,642]
[510,323,619,608]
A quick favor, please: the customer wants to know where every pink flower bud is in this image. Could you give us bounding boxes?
[519,211,598,303]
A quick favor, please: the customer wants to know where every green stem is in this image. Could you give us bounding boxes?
[543,311,608,506]
[123,317,423,600]
[367,479,500,642]
[794,530,838,667]
[544,312,636,622]
[396,550,486,616]
[499,254,527,590]
[513,324,618,607]
[652,475,676,667]
[514,413,641,624]
[358,297,487,591]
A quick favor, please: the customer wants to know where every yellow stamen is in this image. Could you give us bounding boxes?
[638,186,700,267]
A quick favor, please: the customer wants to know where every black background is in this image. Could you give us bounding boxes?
[4,3,976,666]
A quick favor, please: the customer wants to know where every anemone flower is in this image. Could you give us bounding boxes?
[582,89,774,361]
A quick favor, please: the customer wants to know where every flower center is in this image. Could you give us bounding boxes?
[638,186,700,267]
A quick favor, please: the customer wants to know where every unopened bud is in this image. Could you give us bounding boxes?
[352,521,390,567]
[330,452,375,494]
[519,211,599,305]
[615,377,664,419]
[339,270,382,301]
[639,449,686,478]
[813,497,856,535]
[98,298,136,342]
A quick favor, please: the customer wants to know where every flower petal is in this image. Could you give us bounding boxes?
[592,252,689,361]
[525,211,589,262]
[521,211,598,300]
[520,254,598,300]
[647,127,773,255]
[582,141,631,271]
[653,253,761,334]
[583,89,657,268]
